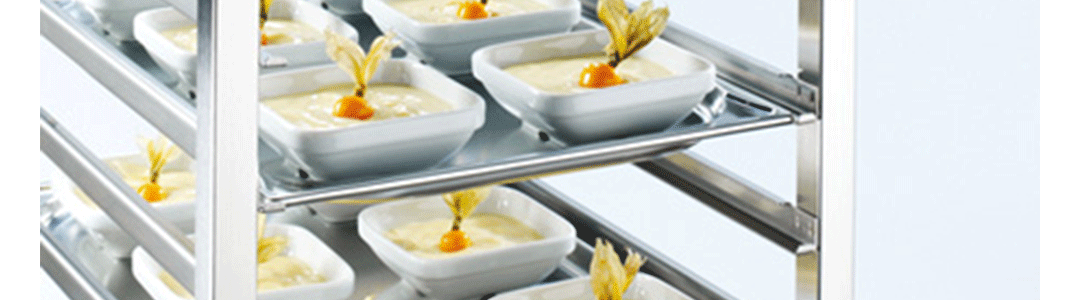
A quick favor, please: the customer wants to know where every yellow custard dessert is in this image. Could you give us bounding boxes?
[389,0,549,23]
[73,158,195,208]
[159,256,325,298]
[161,20,324,52]
[262,83,453,129]
[504,54,674,94]
[385,214,543,258]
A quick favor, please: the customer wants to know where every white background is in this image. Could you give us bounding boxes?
[39,0,1039,299]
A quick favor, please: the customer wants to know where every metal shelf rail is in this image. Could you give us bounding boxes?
[40,0,854,298]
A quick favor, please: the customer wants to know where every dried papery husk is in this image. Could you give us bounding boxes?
[260,0,274,28]
[325,30,401,97]
[442,186,493,230]
[136,137,177,202]
[597,0,669,68]
[438,186,493,252]
[260,0,275,44]
[590,238,646,300]
[257,213,289,263]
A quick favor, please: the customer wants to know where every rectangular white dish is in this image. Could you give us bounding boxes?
[364,0,580,74]
[490,274,693,300]
[53,153,195,259]
[357,186,577,300]
[78,0,165,41]
[258,60,486,180]
[133,0,359,89]
[131,223,355,300]
[472,29,716,144]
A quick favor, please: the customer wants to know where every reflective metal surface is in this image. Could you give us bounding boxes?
[40,110,198,290]
[193,0,262,298]
[37,0,798,213]
[40,180,734,300]
[40,0,197,156]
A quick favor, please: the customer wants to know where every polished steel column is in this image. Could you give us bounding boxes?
[193,0,261,298]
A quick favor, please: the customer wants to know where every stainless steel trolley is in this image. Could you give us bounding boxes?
[39,0,853,298]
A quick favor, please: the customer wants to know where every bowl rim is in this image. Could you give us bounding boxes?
[488,273,694,300]
[472,29,717,99]
[357,186,577,272]
[257,60,486,135]
[366,0,582,30]
[131,223,355,299]
[133,0,359,56]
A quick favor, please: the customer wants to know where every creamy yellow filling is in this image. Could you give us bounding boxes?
[73,158,195,208]
[159,255,325,298]
[389,0,549,23]
[385,214,544,258]
[261,83,453,129]
[161,19,324,52]
[504,54,674,94]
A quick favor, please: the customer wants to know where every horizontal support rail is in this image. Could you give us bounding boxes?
[40,228,117,300]
[39,110,197,292]
[512,180,740,300]
[263,116,793,211]
[637,152,816,253]
[40,0,198,156]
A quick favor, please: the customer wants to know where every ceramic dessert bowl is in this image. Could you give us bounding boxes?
[472,29,716,144]
[131,223,355,300]
[363,0,581,74]
[258,60,486,180]
[357,186,577,300]
[133,0,359,88]
[489,274,693,300]
[78,0,165,41]
[52,153,195,258]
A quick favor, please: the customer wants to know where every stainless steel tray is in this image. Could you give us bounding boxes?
[40,180,737,300]
[42,0,795,210]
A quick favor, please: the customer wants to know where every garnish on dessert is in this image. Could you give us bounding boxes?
[256,213,287,263]
[579,0,669,89]
[136,137,176,203]
[590,238,647,300]
[438,186,493,252]
[456,0,490,20]
[260,0,274,45]
[324,30,401,120]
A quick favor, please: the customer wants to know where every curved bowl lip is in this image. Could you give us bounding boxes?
[489,274,694,300]
[365,0,581,31]
[471,29,717,100]
[132,0,359,56]
[131,223,356,300]
[356,186,578,277]
[257,60,487,135]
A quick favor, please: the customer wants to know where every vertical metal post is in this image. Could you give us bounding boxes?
[797,0,855,300]
[193,0,261,299]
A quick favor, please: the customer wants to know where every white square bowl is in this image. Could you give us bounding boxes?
[52,153,196,259]
[472,29,717,144]
[131,223,355,300]
[357,186,577,300]
[133,0,359,88]
[77,0,165,41]
[490,274,693,300]
[259,60,486,180]
[363,0,581,75]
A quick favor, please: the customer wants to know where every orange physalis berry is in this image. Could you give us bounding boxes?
[332,95,376,120]
[579,63,625,88]
[261,33,269,45]
[457,1,489,20]
[439,229,472,253]
[138,182,166,203]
